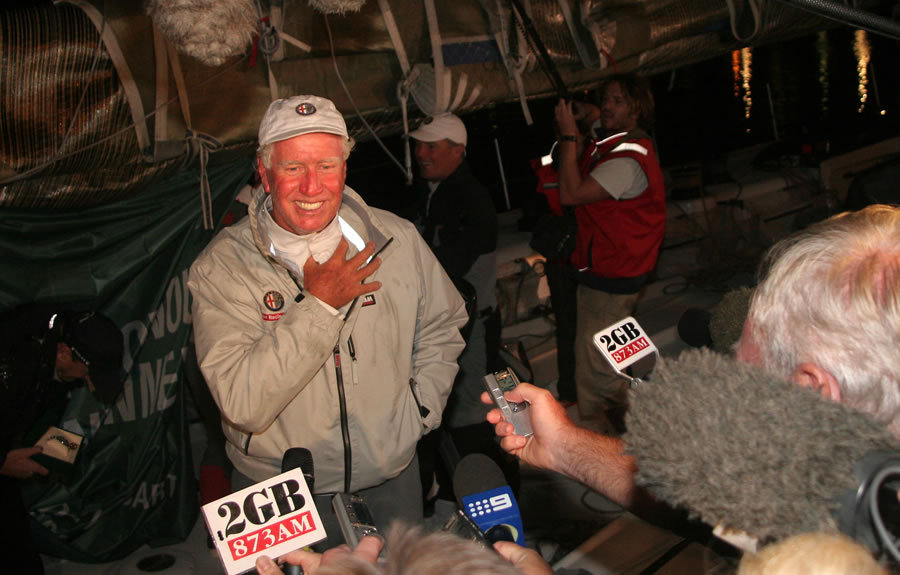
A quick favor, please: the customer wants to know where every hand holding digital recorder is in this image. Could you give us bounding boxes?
[483,367,533,437]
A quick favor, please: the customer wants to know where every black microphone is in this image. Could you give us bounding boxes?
[625,348,900,556]
[281,448,315,575]
[452,453,525,545]
[676,307,712,348]
[282,447,315,492]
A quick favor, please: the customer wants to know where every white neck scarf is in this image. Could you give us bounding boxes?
[263,197,345,278]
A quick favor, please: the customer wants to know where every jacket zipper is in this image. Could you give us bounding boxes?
[333,343,352,493]
[347,336,359,385]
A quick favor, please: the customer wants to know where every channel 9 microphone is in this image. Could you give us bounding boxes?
[624,348,900,560]
[452,453,526,545]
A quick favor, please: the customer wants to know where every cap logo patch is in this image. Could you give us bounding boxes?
[296,102,317,116]
[264,291,285,312]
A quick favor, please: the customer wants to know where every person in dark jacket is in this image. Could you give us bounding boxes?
[0,303,123,574]
[408,113,519,503]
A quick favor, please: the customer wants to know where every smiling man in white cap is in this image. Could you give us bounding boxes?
[408,113,512,501]
[188,95,468,545]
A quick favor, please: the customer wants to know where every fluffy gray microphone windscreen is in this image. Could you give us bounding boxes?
[625,348,900,544]
[308,0,367,14]
[146,0,257,67]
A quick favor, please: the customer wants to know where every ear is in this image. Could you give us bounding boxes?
[791,362,842,402]
[257,156,271,194]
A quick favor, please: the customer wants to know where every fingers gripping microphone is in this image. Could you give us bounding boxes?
[452,453,526,546]
[625,349,900,553]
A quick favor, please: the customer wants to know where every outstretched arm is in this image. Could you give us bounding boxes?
[483,382,638,508]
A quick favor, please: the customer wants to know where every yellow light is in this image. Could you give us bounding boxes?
[853,30,870,113]
[731,51,741,97]
[741,47,753,123]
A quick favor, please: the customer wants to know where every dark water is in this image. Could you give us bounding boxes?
[348,28,899,215]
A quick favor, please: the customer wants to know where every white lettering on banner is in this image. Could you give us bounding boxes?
[122,270,193,370]
[166,277,182,334]
[139,351,178,418]
[125,474,178,510]
[151,272,193,340]
[121,319,147,373]
[33,503,73,534]
[92,346,187,424]
[32,505,102,536]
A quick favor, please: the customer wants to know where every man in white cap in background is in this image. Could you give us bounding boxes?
[188,95,468,544]
[408,113,515,500]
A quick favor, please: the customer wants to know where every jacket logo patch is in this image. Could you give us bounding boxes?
[264,291,285,311]
[361,294,376,307]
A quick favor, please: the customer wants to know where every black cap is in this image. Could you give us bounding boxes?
[62,311,125,404]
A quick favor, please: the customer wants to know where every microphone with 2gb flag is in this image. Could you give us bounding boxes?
[200,448,326,575]
[452,453,526,545]
[624,348,900,564]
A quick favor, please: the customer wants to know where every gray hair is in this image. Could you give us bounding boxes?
[737,532,886,575]
[258,136,356,168]
[316,523,522,575]
[744,204,900,436]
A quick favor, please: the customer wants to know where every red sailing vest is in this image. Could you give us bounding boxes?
[571,130,666,280]
[531,159,564,216]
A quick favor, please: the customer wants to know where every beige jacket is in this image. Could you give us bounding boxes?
[188,187,467,492]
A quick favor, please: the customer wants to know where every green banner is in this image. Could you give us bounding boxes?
[0,158,254,562]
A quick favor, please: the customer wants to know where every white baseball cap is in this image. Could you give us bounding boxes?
[409,113,467,146]
[258,95,348,148]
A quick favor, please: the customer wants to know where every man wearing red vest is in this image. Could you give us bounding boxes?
[555,74,666,433]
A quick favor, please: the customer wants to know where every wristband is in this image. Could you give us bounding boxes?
[559,135,577,142]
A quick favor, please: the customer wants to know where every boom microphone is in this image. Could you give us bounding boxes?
[452,453,525,545]
[625,348,900,551]
[145,0,258,67]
